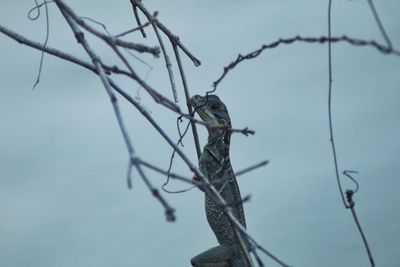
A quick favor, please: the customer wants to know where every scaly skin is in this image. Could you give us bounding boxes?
[190,94,252,267]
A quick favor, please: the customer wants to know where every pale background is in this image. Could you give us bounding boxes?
[1,1,399,266]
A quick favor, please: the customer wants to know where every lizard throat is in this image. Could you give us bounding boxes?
[207,129,231,152]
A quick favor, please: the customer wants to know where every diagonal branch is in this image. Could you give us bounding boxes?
[148,11,178,102]
[0,23,96,73]
[108,78,290,267]
[130,0,201,66]
[0,23,182,114]
[54,0,175,222]
[130,0,147,38]
[55,0,160,56]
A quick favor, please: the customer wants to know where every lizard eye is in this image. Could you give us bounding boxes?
[210,102,220,111]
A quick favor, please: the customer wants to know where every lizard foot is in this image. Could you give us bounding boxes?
[191,245,233,267]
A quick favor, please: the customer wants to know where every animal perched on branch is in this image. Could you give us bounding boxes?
[190,94,253,267]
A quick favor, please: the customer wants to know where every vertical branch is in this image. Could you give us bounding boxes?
[328,2,375,266]
[172,43,201,159]
[31,0,50,90]
[149,12,178,102]
[327,0,348,208]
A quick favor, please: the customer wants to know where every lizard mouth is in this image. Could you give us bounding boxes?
[189,95,219,128]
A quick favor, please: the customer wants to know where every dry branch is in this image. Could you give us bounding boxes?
[212,35,400,91]
[130,0,201,66]
[1,1,296,265]
[54,0,176,221]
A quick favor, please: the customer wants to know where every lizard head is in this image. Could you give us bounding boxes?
[189,94,231,136]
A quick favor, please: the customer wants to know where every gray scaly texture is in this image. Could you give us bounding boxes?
[190,94,253,267]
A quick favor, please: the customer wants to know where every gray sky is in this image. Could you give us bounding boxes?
[1,1,399,266]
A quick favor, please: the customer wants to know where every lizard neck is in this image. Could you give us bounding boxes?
[206,129,231,160]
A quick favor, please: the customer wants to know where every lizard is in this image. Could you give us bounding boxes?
[189,94,253,267]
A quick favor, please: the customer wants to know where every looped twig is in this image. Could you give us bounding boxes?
[343,170,360,194]
[28,0,51,90]
[162,115,194,194]
[28,0,54,20]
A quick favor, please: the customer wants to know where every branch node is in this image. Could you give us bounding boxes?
[166,207,176,222]
[130,156,141,165]
[75,31,84,43]
[346,190,355,208]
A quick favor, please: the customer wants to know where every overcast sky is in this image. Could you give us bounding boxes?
[1,1,399,267]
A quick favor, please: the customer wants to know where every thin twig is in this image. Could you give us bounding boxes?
[348,197,375,267]
[138,158,193,184]
[55,0,175,222]
[80,16,111,35]
[367,0,392,49]
[130,0,146,38]
[131,0,201,66]
[0,24,257,137]
[27,0,54,20]
[343,170,360,193]
[108,79,290,266]
[29,0,50,90]
[327,0,348,209]
[0,23,183,114]
[0,24,96,72]
[221,194,252,208]
[162,117,194,194]
[179,112,256,137]
[235,161,269,178]
[328,1,375,266]
[115,21,151,38]
[212,35,400,91]
[172,44,202,159]
[80,15,154,76]
[252,249,265,267]
[5,2,288,263]
[55,0,160,56]
[149,11,178,102]
[230,213,255,267]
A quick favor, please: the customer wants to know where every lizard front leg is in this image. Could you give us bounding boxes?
[191,245,234,267]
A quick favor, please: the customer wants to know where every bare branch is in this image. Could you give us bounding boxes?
[130,0,147,38]
[55,0,160,56]
[0,23,96,72]
[108,79,289,266]
[115,21,151,38]
[328,2,375,266]
[212,35,400,91]
[54,0,175,222]
[172,44,202,159]
[235,160,269,178]
[138,158,193,184]
[5,2,290,263]
[0,23,181,113]
[148,11,178,102]
[178,113,256,137]
[367,0,392,49]
[29,0,50,90]
[131,0,201,66]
